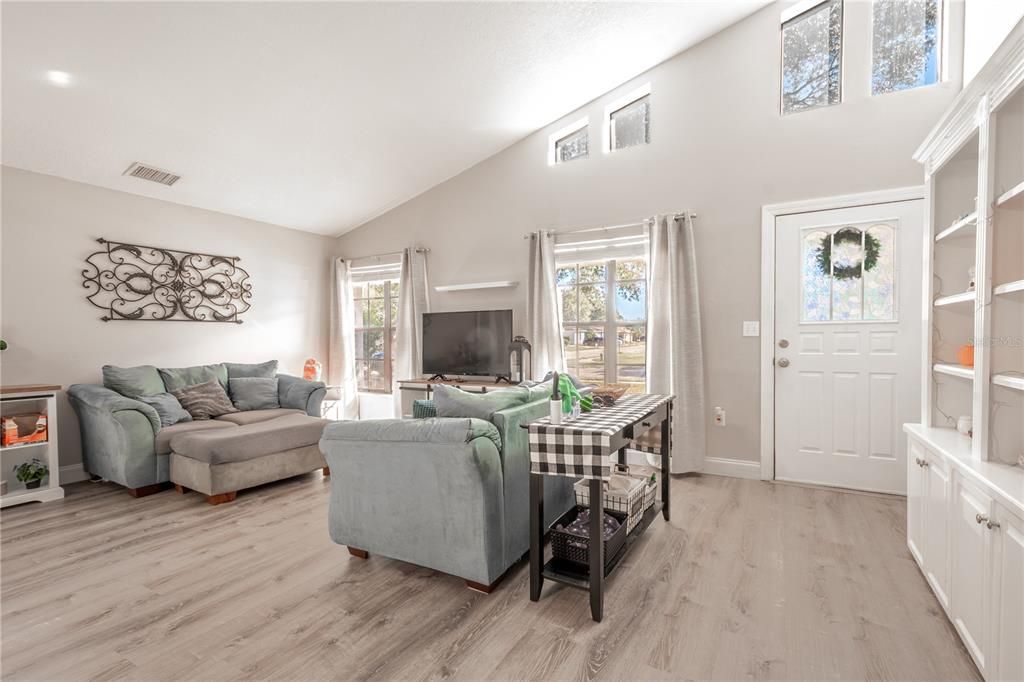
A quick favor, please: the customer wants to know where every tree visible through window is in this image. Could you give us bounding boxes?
[782,0,843,114]
[353,280,398,392]
[872,0,940,95]
[558,259,647,393]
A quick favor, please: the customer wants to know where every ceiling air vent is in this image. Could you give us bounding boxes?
[122,162,181,187]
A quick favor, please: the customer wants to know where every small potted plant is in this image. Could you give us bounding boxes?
[13,458,48,489]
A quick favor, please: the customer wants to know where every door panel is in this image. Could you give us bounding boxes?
[907,441,925,565]
[775,201,922,493]
[951,477,992,674]
[923,453,951,609]
[992,507,1024,682]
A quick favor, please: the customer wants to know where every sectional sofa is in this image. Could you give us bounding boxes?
[68,360,327,503]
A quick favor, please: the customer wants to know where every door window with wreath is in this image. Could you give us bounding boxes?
[801,221,896,322]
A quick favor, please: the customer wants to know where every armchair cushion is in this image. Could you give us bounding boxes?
[228,377,280,411]
[432,384,530,422]
[102,364,165,398]
[225,360,278,379]
[137,392,192,427]
[159,363,229,393]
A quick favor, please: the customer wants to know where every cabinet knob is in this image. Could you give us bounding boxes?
[975,513,989,525]
[987,520,1001,531]
[920,459,929,468]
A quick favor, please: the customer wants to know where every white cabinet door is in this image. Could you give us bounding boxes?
[991,505,1024,682]
[907,440,926,565]
[923,451,951,610]
[951,476,994,676]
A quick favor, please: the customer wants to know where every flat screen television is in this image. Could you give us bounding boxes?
[422,309,513,377]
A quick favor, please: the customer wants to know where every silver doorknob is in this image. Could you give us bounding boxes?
[976,513,989,525]
[987,520,1001,530]
[777,358,790,368]
[778,339,789,348]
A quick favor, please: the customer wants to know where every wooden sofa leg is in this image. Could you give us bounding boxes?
[127,483,167,498]
[347,547,368,559]
[174,484,188,494]
[322,466,331,477]
[465,579,497,594]
[206,491,237,505]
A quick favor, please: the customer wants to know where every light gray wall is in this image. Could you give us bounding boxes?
[1,166,335,472]
[337,1,964,464]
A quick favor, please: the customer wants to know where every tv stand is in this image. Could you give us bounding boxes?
[427,374,451,382]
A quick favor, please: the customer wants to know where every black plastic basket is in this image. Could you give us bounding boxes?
[550,505,628,570]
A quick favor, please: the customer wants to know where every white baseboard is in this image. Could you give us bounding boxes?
[59,463,89,484]
[702,456,762,480]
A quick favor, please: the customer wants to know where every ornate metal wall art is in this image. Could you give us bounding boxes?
[82,238,252,323]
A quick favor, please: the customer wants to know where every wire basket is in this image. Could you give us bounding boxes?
[574,464,657,533]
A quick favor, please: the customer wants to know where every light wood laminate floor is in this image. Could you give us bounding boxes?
[1,473,980,681]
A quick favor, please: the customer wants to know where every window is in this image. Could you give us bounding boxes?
[558,259,647,393]
[871,0,940,95]
[603,84,651,153]
[781,0,843,115]
[801,222,897,322]
[548,118,588,165]
[353,280,398,392]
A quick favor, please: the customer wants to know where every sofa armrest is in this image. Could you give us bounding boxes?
[321,417,501,450]
[67,384,161,433]
[277,374,326,416]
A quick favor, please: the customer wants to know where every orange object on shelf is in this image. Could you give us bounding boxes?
[957,345,975,368]
[1,414,48,447]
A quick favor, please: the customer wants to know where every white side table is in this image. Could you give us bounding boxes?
[1,385,64,508]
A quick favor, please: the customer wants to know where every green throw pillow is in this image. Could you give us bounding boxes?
[225,360,278,379]
[159,363,229,393]
[229,377,280,411]
[102,364,165,398]
[137,393,192,427]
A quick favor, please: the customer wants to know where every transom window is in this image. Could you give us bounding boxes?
[781,0,843,115]
[548,118,589,166]
[353,280,398,392]
[603,84,651,153]
[871,0,941,95]
[558,259,647,393]
[801,222,896,322]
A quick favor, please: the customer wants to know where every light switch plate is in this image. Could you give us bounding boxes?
[743,321,760,337]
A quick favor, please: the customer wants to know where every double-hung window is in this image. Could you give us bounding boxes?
[556,230,648,393]
[350,255,401,393]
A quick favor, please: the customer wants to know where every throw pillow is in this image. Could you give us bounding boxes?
[229,377,280,411]
[225,360,278,379]
[412,399,437,419]
[172,379,238,420]
[432,384,530,421]
[159,363,229,393]
[137,393,192,427]
[102,364,165,398]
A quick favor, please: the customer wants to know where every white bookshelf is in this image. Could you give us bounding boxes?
[0,385,64,508]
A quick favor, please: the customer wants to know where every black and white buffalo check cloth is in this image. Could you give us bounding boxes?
[529,394,673,481]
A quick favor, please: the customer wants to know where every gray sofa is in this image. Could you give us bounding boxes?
[319,392,575,591]
[68,363,327,502]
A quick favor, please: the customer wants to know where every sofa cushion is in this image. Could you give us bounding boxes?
[225,360,278,379]
[215,408,305,425]
[102,365,165,398]
[170,413,328,464]
[156,420,235,455]
[159,363,228,393]
[172,379,238,420]
[432,384,530,422]
[138,393,192,427]
[229,377,280,411]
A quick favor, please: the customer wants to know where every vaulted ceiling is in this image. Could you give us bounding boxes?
[2,1,768,235]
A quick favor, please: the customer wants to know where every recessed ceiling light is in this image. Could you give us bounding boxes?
[46,70,72,86]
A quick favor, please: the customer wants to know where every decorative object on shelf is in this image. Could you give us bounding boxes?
[303,358,323,382]
[12,458,48,489]
[549,371,562,425]
[957,344,975,368]
[967,266,976,291]
[592,384,629,406]
[956,415,973,438]
[1,414,48,447]
[508,336,532,383]
[82,238,251,323]
[816,227,881,280]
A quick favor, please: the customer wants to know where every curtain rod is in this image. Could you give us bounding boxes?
[523,212,697,239]
[340,247,430,263]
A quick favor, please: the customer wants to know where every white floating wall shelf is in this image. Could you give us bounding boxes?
[434,280,519,292]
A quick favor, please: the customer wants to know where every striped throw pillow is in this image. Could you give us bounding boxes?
[172,379,238,420]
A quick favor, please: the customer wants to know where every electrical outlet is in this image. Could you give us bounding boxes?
[714,406,726,426]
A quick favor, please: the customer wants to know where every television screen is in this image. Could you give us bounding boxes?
[422,310,512,377]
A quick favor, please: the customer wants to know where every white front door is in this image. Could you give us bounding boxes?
[774,200,922,494]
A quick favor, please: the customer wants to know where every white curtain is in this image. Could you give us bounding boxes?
[393,247,430,415]
[647,213,707,474]
[527,231,566,379]
[328,258,360,420]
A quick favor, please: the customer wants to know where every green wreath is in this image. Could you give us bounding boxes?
[817,228,881,280]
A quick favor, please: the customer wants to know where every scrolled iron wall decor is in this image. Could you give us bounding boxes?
[82,238,252,323]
